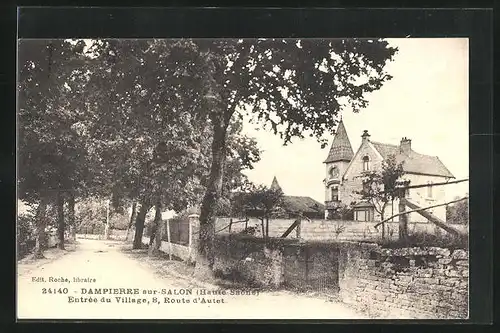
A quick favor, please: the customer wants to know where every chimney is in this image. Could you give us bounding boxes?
[361,130,371,142]
[400,137,412,154]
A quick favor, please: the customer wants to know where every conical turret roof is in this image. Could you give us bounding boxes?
[324,119,354,163]
[270,176,283,192]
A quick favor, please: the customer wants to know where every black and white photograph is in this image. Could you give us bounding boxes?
[17,36,469,320]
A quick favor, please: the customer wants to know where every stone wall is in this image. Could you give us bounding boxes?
[212,235,340,291]
[147,213,468,319]
[212,234,290,287]
[211,234,469,319]
[215,217,468,242]
[161,215,468,247]
[337,242,469,319]
[281,242,339,292]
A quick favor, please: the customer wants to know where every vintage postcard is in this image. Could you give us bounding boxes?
[17,37,469,320]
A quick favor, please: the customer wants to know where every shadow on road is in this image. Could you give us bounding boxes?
[118,244,280,292]
[17,241,78,276]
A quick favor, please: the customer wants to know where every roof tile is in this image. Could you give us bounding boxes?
[282,196,325,213]
[370,141,455,178]
[324,120,354,163]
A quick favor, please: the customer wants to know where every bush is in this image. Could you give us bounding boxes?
[109,212,129,230]
[17,213,36,258]
[446,199,469,225]
[75,199,107,234]
[18,214,34,242]
[328,204,354,220]
[377,231,468,250]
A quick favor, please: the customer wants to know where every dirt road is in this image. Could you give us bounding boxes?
[17,239,366,320]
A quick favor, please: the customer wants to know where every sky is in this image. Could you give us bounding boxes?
[241,38,469,203]
[18,38,468,217]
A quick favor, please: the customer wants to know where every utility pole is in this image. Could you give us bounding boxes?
[104,198,110,240]
[397,180,410,243]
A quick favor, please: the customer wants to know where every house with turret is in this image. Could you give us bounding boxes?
[324,120,455,223]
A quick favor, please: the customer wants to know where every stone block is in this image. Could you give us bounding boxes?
[420,277,439,285]
[450,293,467,302]
[438,258,452,264]
[434,268,447,276]
[396,275,413,283]
[448,310,467,319]
[413,286,431,295]
[420,247,446,257]
[373,293,388,301]
[417,272,433,278]
[451,249,468,260]
[396,293,411,301]
[388,283,400,291]
[415,267,433,275]
[445,269,461,277]
[436,302,456,311]
[425,283,448,293]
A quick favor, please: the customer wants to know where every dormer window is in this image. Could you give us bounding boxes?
[362,156,370,171]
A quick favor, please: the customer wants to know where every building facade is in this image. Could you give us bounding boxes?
[324,120,455,223]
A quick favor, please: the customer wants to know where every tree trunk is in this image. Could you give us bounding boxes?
[125,201,137,241]
[57,191,65,250]
[260,218,265,238]
[148,202,162,256]
[265,217,270,238]
[33,196,49,259]
[68,192,76,241]
[133,201,151,249]
[391,199,394,222]
[195,122,228,279]
[194,49,231,279]
[380,208,385,240]
[155,220,164,252]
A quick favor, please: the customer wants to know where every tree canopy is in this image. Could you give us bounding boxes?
[18,38,397,264]
[174,38,398,274]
